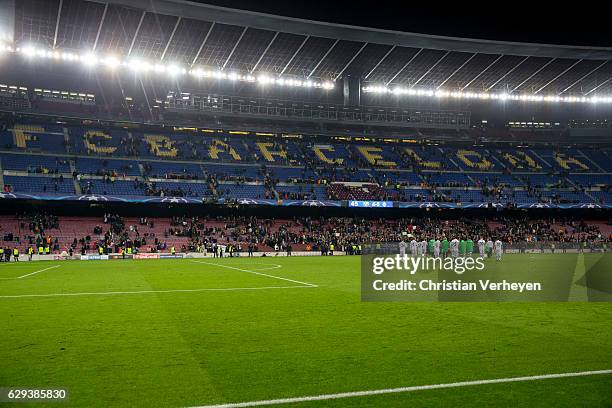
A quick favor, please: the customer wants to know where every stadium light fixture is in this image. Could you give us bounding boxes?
[81,53,99,67]
[362,85,612,104]
[166,64,186,76]
[21,45,37,58]
[253,72,333,89]
[127,59,152,73]
[102,55,121,69]
[257,74,273,85]
[8,43,336,91]
[61,52,79,61]
[154,63,166,73]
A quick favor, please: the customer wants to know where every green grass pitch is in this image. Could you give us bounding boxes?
[0,255,611,407]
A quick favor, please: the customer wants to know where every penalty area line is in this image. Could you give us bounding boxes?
[188,369,612,408]
[190,261,318,288]
[17,265,61,279]
[0,285,316,299]
[0,264,61,280]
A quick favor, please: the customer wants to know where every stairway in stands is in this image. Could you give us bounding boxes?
[0,156,4,191]
[70,159,81,194]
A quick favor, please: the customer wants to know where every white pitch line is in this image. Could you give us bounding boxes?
[15,265,61,279]
[190,261,317,287]
[0,285,316,299]
[248,264,282,271]
[189,369,612,408]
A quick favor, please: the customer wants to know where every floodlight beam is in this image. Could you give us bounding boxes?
[584,77,612,96]
[364,45,395,80]
[333,42,368,81]
[411,50,450,88]
[160,16,182,61]
[534,59,583,94]
[279,35,309,77]
[127,10,146,57]
[385,48,423,86]
[307,39,339,79]
[191,22,215,66]
[52,0,63,49]
[222,26,248,70]
[250,31,279,74]
[560,60,609,95]
[485,56,529,92]
[437,53,477,89]
[510,58,556,93]
[461,54,504,90]
[92,3,108,51]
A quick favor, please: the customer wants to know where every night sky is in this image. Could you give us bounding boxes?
[192,0,611,47]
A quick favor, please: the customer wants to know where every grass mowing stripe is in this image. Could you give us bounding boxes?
[189,369,612,408]
[0,285,316,299]
[190,261,318,287]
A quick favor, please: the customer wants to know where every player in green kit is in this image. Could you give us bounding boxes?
[428,238,435,255]
[459,239,466,256]
[441,237,449,258]
[466,238,474,256]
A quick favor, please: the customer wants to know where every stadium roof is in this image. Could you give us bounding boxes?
[7,0,612,96]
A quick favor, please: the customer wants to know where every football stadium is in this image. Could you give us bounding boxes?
[0,0,611,406]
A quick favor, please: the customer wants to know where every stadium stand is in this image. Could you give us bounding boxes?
[0,120,608,207]
[5,175,75,194]
[0,213,609,255]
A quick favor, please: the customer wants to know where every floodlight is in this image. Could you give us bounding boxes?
[167,64,185,76]
[257,74,272,84]
[128,59,151,72]
[102,55,120,69]
[81,53,98,66]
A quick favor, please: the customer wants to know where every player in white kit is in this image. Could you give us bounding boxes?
[478,238,486,258]
[450,238,460,258]
[494,239,503,261]
[410,239,418,256]
[398,240,408,256]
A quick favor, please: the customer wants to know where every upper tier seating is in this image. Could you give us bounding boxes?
[0,121,609,205]
[1,153,71,173]
[5,175,75,194]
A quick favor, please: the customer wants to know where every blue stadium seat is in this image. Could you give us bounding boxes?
[5,175,75,194]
